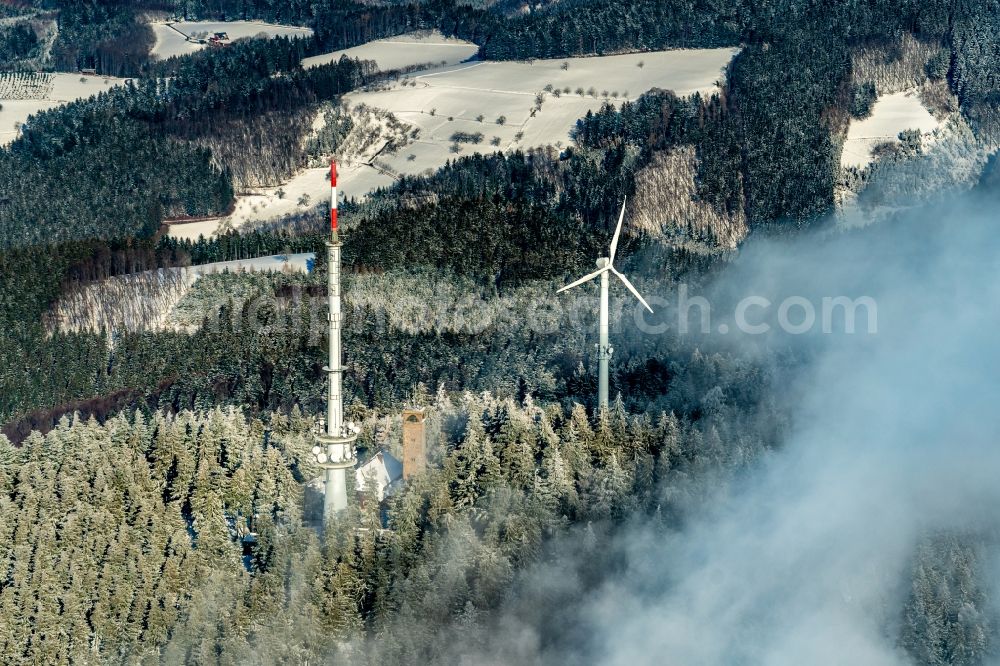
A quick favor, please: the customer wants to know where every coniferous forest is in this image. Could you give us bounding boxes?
[0,0,999,663]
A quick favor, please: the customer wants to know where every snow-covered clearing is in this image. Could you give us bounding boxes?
[164,218,224,243]
[48,253,314,336]
[302,31,478,72]
[837,117,994,227]
[164,165,394,240]
[0,72,123,145]
[186,44,737,237]
[840,90,942,169]
[189,253,314,277]
[149,20,313,60]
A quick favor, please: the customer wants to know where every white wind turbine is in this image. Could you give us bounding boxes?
[558,198,653,410]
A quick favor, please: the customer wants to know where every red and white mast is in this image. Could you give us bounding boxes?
[330,159,338,234]
[312,159,356,520]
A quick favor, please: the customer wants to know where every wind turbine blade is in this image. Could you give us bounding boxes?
[609,197,626,264]
[612,268,653,313]
[557,268,605,293]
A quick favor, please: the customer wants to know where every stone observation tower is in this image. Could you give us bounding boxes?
[311,161,357,520]
[402,408,427,479]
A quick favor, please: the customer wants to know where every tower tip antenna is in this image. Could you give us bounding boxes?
[330,160,338,237]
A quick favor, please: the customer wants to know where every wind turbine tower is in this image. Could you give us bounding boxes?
[558,199,653,410]
[312,160,358,520]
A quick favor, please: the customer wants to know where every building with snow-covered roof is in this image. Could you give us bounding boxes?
[355,449,403,502]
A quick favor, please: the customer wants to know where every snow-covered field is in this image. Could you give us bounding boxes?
[0,101,51,145]
[183,44,738,237]
[0,73,124,145]
[841,90,942,169]
[302,31,478,72]
[45,73,122,100]
[150,23,201,60]
[339,47,738,186]
[150,20,313,60]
